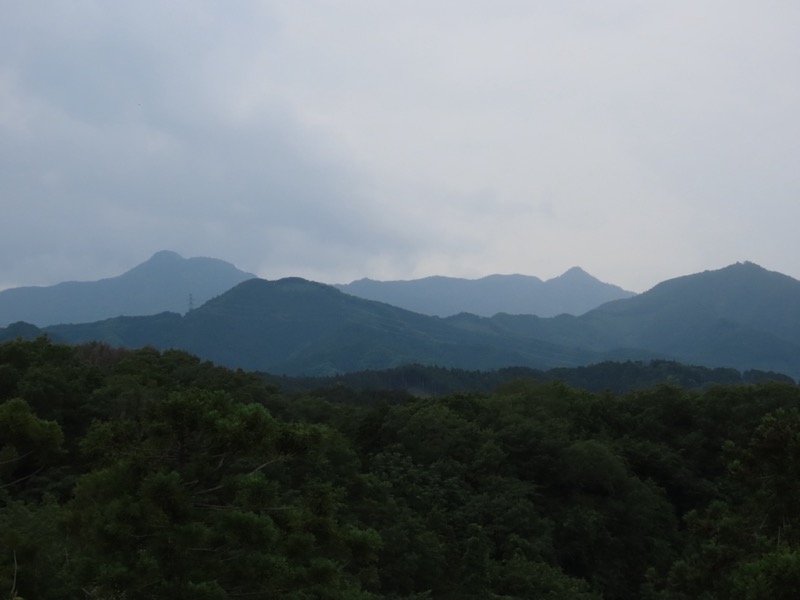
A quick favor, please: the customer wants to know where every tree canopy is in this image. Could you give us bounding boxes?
[1,337,799,599]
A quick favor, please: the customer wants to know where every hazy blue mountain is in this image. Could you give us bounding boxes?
[577,261,800,374]
[0,250,255,326]
[37,277,601,375]
[460,262,800,376]
[336,267,635,317]
[2,261,798,378]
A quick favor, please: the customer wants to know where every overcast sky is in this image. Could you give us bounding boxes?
[2,1,799,292]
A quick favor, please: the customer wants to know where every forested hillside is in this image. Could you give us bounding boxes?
[3,338,800,599]
[271,360,793,397]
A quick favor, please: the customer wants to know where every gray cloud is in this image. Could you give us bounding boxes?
[2,1,799,292]
[1,2,415,287]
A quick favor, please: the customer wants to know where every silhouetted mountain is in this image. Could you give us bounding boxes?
[577,261,800,374]
[2,262,798,378]
[0,250,255,326]
[336,267,635,317]
[14,277,598,375]
[466,262,800,376]
[162,278,602,375]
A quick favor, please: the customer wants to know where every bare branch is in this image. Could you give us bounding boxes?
[194,483,226,496]
[9,550,17,600]
[247,455,287,476]
[0,466,44,490]
[0,451,33,466]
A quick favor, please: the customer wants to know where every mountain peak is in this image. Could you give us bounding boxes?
[727,261,767,272]
[125,250,185,276]
[217,277,339,300]
[148,250,184,262]
[337,268,635,317]
[652,261,785,293]
[0,251,255,326]
[556,266,593,281]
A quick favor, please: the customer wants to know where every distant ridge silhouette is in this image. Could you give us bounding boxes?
[0,250,255,326]
[336,267,634,317]
[2,261,798,379]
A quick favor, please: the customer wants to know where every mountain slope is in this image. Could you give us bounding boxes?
[36,277,600,376]
[171,278,602,375]
[463,262,800,375]
[574,261,800,374]
[336,267,635,317]
[2,262,798,378]
[0,251,255,326]
[585,261,800,342]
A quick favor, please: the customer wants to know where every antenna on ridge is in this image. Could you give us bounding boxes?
[188,293,194,313]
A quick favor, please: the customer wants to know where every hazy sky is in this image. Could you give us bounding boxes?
[3,1,799,292]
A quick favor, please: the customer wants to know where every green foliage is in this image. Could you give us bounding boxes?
[0,497,67,599]
[0,397,64,496]
[1,338,800,599]
[64,389,376,598]
[729,548,800,600]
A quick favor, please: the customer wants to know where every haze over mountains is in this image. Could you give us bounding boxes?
[1,257,799,379]
[0,251,631,326]
[336,267,635,317]
[0,251,255,326]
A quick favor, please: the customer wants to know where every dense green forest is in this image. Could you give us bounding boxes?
[267,360,793,397]
[3,338,800,599]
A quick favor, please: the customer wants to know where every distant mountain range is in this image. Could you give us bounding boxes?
[0,250,255,326]
[0,252,633,326]
[442,262,800,378]
[36,277,592,375]
[2,260,799,379]
[336,267,635,317]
